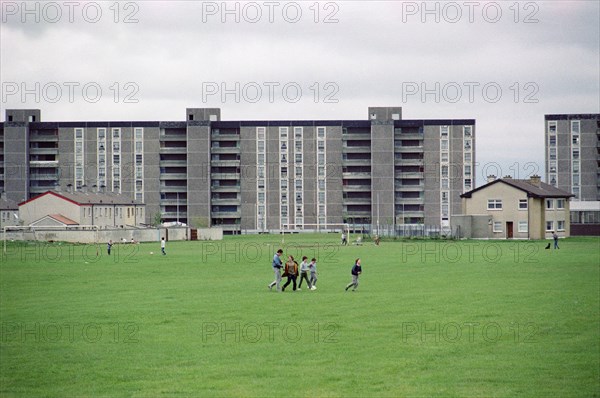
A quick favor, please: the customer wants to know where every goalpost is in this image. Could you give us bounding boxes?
[3,225,100,254]
[279,223,351,244]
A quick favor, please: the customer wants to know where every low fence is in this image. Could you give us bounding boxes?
[2,227,223,243]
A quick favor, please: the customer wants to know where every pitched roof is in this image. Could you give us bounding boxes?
[48,214,79,225]
[30,214,79,227]
[19,191,142,206]
[461,178,575,199]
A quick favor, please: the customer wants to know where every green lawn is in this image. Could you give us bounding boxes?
[1,235,599,397]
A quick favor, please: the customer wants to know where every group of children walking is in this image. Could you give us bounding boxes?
[268,250,318,292]
[268,249,362,292]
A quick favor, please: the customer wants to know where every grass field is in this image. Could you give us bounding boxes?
[1,234,599,397]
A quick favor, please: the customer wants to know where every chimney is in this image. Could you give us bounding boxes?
[503,175,513,179]
[487,175,496,183]
[529,175,541,187]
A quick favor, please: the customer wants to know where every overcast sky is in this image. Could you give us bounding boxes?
[1,0,599,186]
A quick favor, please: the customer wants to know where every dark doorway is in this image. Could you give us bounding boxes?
[506,222,513,239]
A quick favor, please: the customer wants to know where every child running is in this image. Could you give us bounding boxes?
[309,257,317,290]
[345,258,362,292]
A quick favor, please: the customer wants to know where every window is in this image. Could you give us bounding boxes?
[573,161,579,173]
[549,136,556,146]
[557,199,565,209]
[488,199,502,210]
[464,140,472,150]
[557,220,565,231]
[546,199,553,209]
[549,148,556,160]
[519,199,528,210]
[464,153,471,163]
[441,126,449,136]
[464,165,471,176]
[572,149,579,159]
[518,221,528,233]
[548,122,557,134]
[441,153,449,163]
[546,221,554,231]
[493,221,502,232]
[441,139,448,150]
[464,126,472,137]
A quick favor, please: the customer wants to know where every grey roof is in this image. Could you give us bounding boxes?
[0,197,19,210]
[461,178,575,199]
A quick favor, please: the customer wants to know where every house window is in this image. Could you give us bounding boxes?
[518,221,528,233]
[546,199,553,209]
[546,221,554,231]
[557,220,565,231]
[493,221,502,232]
[441,139,448,150]
[488,199,502,210]
[549,148,556,160]
[557,199,565,209]
[519,199,528,210]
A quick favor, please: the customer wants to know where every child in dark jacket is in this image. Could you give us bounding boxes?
[345,258,362,291]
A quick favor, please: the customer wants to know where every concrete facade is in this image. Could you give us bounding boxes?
[1,107,475,234]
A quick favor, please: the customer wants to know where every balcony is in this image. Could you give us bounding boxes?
[395,158,424,166]
[395,183,424,191]
[343,197,371,205]
[210,146,240,154]
[396,198,425,205]
[394,132,423,140]
[211,172,240,180]
[211,185,241,193]
[342,158,371,166]
[159,147,187,154]
[211,159,240,167]
[211,198,241,206]
[342,132,371,140]
[342,172,372,179]
[160,199,187,206]
[396,172,424,179]
[160,173,188,180]
[159,159,187,167]
[395,145,423,153]
[29,173,59,181]
[161,211,188,219]
[29,160,58,167]
[211,210,241,218]
[159,185,187,192]
[29,148,58,155]
[343,185,372,192]
[160,133,187,141]
[211,132,240,141]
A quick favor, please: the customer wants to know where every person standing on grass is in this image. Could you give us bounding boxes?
[282,255,298,292]
[298,256,312,291]
[553,231,559,249]
[268,249,284,291]
[161,237,166,255]
[107,239,113,255]
[345,258,362,292]
[309,257,317,290]
[341,231,348,246]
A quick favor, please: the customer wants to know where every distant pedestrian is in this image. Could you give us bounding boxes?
[268,249,284,291]
[309,257,317,290]
[282,255,298,292]
[161,237,166,255]
[345,258,362,292]
[298,256,312,291]
[553,231,559,249]
[107,240,113,255]
[341,231,348,246]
